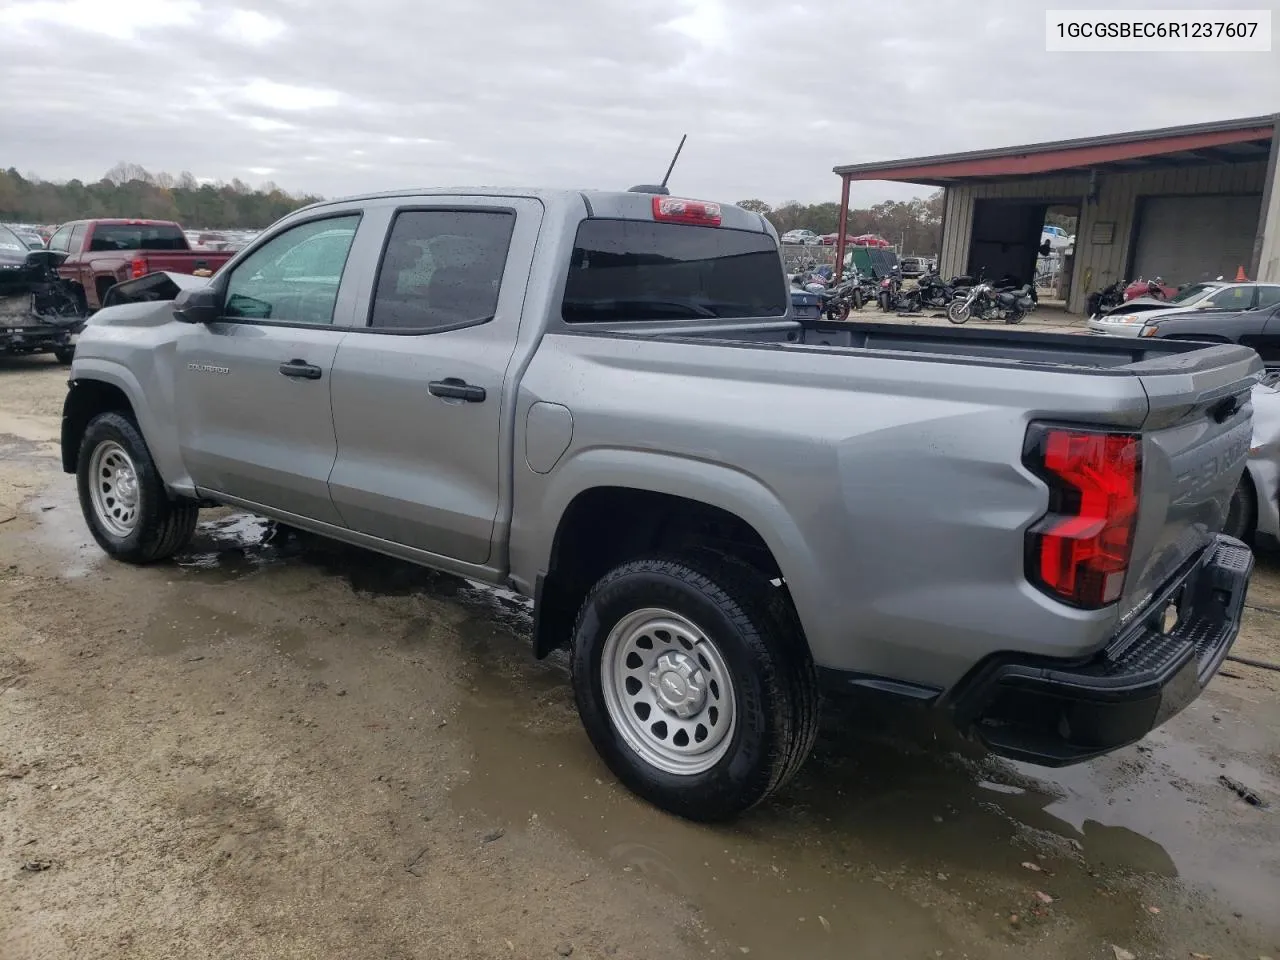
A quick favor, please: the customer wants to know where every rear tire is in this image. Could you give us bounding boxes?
[570,552,820,822]
[826,301,850,322]
[54,345,75,365]
[1223,478,1257,543]
[76,412,199,563]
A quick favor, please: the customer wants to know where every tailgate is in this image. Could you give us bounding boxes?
[1119,343,1261,625]
[148,252,223,274]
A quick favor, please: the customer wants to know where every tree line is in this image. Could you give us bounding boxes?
[0,163,320,229]
[738,191,945,254]
[1,162,949,250]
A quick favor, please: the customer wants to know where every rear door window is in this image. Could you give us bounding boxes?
[367,209,515,331]
[1255,285,1280,310]
[562,219,787,323]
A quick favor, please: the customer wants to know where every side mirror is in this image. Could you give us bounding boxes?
[173,285,222,324]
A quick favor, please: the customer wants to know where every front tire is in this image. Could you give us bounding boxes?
[76,412,199,563]
[571,553,820,822]
[947,301,970,324]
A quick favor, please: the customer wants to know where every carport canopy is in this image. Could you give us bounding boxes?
[829,113,1280,291]
[832,115,1275,187]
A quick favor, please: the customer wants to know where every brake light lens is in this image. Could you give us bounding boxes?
[1023,425,1142,608]
[130,256,149,279]
[652,196,722,226]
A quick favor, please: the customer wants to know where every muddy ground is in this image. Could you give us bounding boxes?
[1,355,1278,960]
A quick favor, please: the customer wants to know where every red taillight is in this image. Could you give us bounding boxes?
[1023,425,1142,609]
[130,256,148,279]
[652,196,722,226]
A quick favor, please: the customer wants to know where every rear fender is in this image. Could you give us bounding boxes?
[518,448,824,649]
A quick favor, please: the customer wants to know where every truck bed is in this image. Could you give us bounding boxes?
[659,319,1253,375]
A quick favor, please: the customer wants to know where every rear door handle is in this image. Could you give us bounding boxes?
[279,359,323,380]
[428,378,486,402]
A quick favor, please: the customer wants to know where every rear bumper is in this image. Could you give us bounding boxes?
[946,535,1253,766]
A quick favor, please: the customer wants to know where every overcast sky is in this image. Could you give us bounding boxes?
[0,0,1276,207]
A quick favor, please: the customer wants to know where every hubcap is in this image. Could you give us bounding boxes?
[600,607,737,776]
[88,440,140,538]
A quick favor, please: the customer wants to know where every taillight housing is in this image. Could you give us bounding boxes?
[651,196,722,226]
[1023,424,1142,609]
[130,256,149,279]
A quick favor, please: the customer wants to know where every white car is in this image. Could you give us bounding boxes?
[1040,225,1071,252]
[781,229,820,246]
[1086,281,1250,336]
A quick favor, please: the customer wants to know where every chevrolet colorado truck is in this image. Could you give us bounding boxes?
[47,218,235,313]
[61,188,1259,821]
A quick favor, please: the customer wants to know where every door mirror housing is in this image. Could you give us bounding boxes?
[173,285,222,324]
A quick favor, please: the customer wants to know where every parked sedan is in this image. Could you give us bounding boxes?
[1088,281,1271,337]
[1134,286,1280,359]
[781,229,820,246]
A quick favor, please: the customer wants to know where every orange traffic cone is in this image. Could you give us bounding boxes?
[1235,265,1248,281]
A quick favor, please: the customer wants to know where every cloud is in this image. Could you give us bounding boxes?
[0,0,1275,205]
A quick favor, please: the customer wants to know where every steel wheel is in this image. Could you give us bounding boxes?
[88,440,140,538]
[600,607,737,776]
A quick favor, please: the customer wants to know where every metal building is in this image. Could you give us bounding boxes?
[831,113,1280,313]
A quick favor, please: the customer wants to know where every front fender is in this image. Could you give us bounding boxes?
[63,358,191,493]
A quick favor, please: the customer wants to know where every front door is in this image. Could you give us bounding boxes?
[174,213,364,525]
[327,199,541,564]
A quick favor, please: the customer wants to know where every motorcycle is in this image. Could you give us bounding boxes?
[1124,276,1177,302]
[946,281,1034,325]
[877,270,922,313]
[1086,280,1126,318]
[821,273,865,321]
[915,271,954,310]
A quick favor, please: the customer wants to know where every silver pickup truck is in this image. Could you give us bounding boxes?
[62,188,1259,821]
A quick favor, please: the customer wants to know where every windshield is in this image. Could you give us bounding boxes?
[562,219,787,323]
[1169,282,1218,304]
[0,225,26,253]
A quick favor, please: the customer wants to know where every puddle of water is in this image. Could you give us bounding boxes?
[446,619,1280,957]
[25,481,98,579]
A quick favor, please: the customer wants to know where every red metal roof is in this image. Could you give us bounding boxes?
[834,113,1277,184]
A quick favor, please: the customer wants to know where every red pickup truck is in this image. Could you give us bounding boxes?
[47,219,236,311]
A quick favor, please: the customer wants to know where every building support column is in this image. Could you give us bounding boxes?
[1252,114,1280,282]
[835,176,850,281]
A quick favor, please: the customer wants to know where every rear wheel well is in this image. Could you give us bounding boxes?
[61,380,135,473]
[534,487,790,658]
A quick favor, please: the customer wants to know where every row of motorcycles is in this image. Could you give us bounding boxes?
[792,266,1038,325]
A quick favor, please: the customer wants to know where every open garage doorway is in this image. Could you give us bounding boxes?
[967,200,1080,309]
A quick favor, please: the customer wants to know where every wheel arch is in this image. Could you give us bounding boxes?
[525,451,819,660]
[61,362,180,487]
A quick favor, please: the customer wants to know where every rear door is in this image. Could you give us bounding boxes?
[174,212,366,525]
[326,198,541,564]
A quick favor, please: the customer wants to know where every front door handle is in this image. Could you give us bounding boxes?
[428,378,486,402]
[279,359,323,380]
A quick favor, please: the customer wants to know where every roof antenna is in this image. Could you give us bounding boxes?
[628,134,687,195]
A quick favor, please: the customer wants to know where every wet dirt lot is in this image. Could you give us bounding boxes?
[1,355,1278,960]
